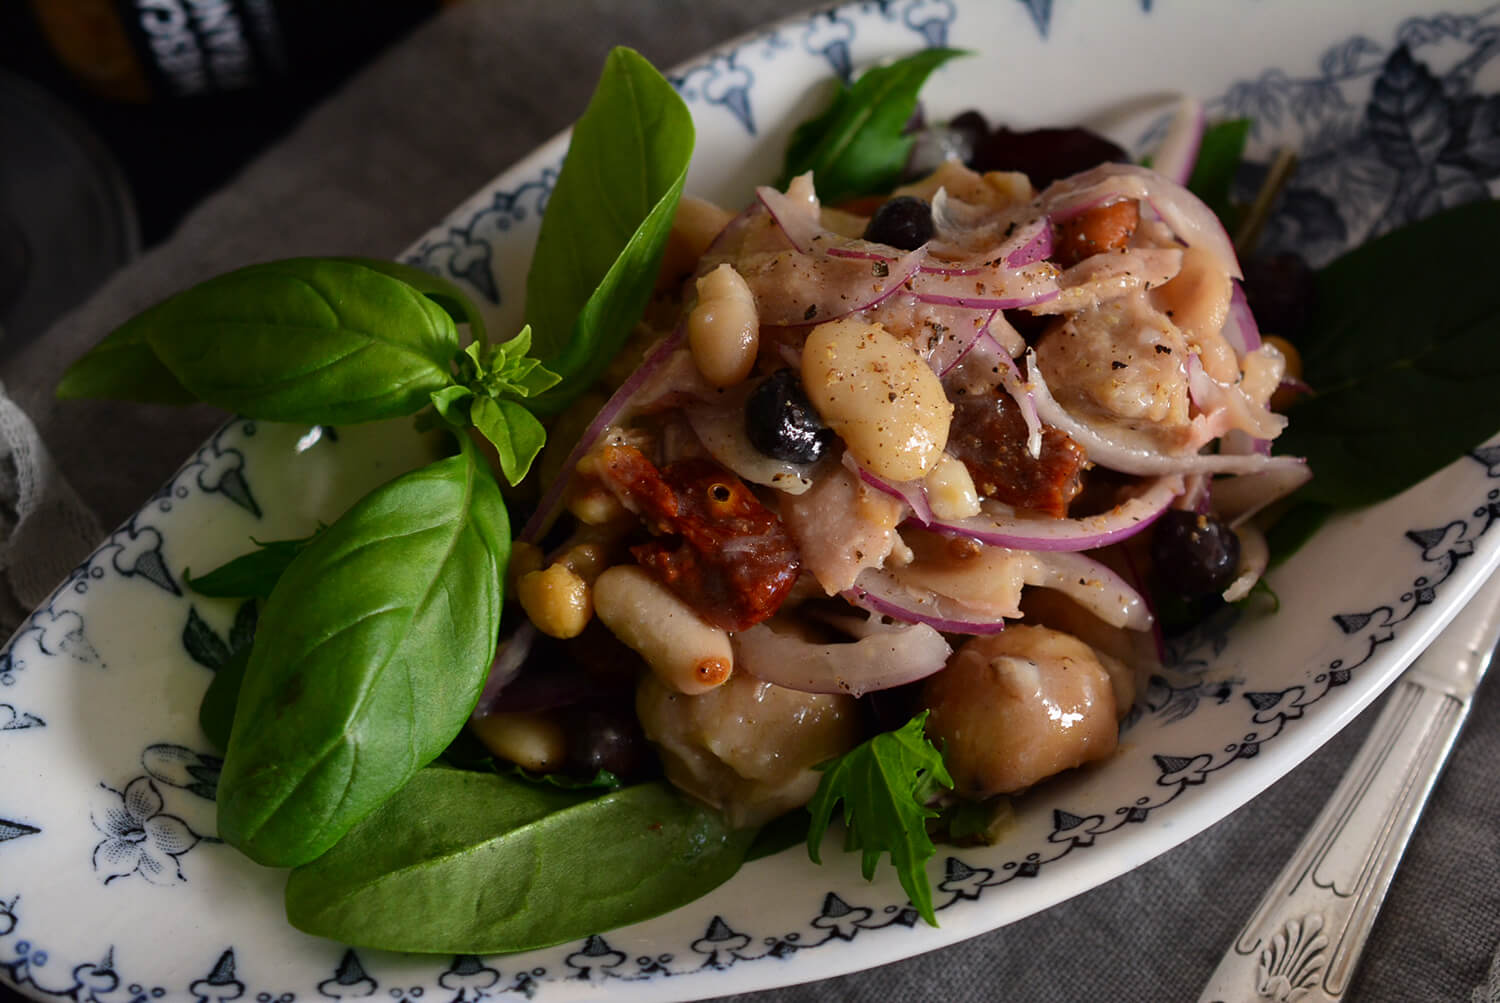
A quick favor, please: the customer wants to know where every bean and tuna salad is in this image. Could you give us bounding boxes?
[479,110,1308,828]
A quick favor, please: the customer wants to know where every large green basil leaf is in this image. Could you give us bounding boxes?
[777,48,966,205]
[1275,200,1500,508]
[284,770,753,953]
[331,256,489,345]
[524,46,694,414]
[55,315,195,404]
[216,443,509,866]
[130,258,459,424]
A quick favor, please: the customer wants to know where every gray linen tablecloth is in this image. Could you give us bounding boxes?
[6,3,1499,1000]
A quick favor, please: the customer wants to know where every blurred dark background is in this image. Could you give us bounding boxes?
[0,1,445,352]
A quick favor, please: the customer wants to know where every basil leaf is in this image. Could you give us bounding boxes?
[471,396,547,486]
[1275,201,1500,508]
[127,258,459,424]
[525,47,694,414]
[217,442,509,867]
[806,710,952,926]
[185,534,318,600]
[1186,118,1250,226]
[332,256,489,345]
[777,48,967,205]
[55,315,195,404]
[200,642,251,752]
[284,771,753,953]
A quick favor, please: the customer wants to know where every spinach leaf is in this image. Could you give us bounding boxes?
[216,440,509,867]
[745,809,809,862]
[76,258,461,424]
[806,711,952,926]
[200,643,251,752]
[1275,201,1500,508]
[54,316,195,404]
[777,48,966,206]
[524,47,694,415]
[284,771,753,953]
[1186,118,1250,226]
[506,763,622,791]
[185,533,318,600]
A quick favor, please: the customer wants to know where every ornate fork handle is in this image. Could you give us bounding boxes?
[1199,586,1500,1003]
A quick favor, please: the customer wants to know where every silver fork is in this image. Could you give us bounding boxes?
[1198,581,1500,1003]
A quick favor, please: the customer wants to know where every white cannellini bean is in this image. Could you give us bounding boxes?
[593,565,733,694]
[924,452,982,520]
[801,317,953,482]
[469,711,567,773]
[688,263,759,388]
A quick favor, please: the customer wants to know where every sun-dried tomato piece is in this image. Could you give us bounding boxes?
[946,390,1087,518]
[596,444,800,631]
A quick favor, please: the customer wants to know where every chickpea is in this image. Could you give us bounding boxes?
[1265,335,1305,412]
[469,712,567,773]
[517,563,591,639]
[593,565,733,694]
[688,263,760,388]
[924,625,1118,797]
[801,317,952,482]
[657,195,736,289]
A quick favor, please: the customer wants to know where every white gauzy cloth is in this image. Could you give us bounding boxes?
[0,380,101,634]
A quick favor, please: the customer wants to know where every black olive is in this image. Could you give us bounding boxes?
[1150,509,1241,599]
[565,706,648,780]
[1241,252,1317,339]
[969,126,1129,188]
[745,369,833,464]
[863,196,935,250]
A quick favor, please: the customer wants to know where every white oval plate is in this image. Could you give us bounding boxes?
[4,1,1500,1000]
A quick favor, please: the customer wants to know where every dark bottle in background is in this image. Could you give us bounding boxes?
[3,1,450,244]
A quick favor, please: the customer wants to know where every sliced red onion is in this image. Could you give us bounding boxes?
[471,621,537,718]
[1222,282,1262,357]
[1030,550,1154,631]
[687,399,817,496]
[981,335,1043,456]
[1212,464,1315,528]
[756,180,823,254]
[843,568,1009,635]
[1187,355,1287,443]
[1181,473,1212,513]
[1150,95,1206,186]
[697,203,790,277]
[844,451,933,525]
[906,260,1061,310]
[1026,349,1306,476]
[518,326,686,544]
[1221,522,1269,603]
[925,474,1182,552]
[1003,215,1054,267]
[846,546,1152,633]
[1041,162,1242,280]
[733,619,953,697]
